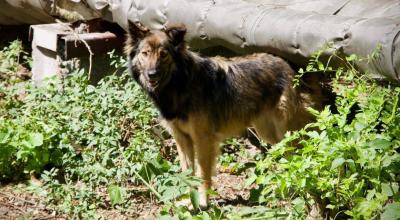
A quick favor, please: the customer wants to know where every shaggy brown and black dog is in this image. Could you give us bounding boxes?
[125,21,324,208]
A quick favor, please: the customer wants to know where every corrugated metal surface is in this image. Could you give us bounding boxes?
[0,0,54,25]
[246,0,400,19]
[1,0,399,81]
[112,0,400,81]
[0,0,100,25]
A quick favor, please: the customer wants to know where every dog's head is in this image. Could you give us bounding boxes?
[125,21,187,93]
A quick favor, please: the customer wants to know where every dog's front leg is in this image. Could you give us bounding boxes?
[193,136,219,209]
[162,121,194,172]
[173,130,194,172]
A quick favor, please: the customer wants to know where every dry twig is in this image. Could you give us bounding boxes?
[55,19,94,80]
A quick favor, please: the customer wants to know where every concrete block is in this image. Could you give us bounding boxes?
[29,20,125,84]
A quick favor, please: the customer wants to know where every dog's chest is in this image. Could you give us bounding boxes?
[152,89,192,121]
[164,117,194,137]
[166,110,214,136]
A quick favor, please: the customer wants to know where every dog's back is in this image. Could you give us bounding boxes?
[178,52,322,142]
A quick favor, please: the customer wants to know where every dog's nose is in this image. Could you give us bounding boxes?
[147,70,158,79]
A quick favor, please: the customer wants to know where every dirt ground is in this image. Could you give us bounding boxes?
[0,185,65,220]
[0,170,253,220]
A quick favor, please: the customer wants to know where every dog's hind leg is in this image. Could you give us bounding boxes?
[253,92,296,144]
[252,110,289,145]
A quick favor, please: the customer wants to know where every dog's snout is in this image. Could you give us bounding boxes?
[147,70,158,79]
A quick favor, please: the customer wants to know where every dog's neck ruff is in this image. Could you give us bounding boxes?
[147,51,196,121]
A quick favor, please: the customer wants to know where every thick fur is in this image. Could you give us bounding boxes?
[125,21,323,207]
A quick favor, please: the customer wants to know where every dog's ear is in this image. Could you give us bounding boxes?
[165,24,186,47]
[125,21,149,55]
[127,20,149,41]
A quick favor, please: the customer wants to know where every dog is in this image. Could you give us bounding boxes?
[125,21,324,208]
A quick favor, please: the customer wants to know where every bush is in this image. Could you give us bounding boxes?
[249,53,400,219]
[0,43,201,217]
[1,66,157,176]
[1,40,399,219]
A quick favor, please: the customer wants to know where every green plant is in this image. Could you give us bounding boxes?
[249,50,400,219]
[0,46,205,217]
[1,40,399,219]
[0,40,29,73]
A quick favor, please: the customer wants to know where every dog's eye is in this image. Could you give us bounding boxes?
[160,50,168,58]
[141,51,148,56]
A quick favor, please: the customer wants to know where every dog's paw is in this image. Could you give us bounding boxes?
[175,198,209,211]
[199,192,209,210]
[175,198,193,210]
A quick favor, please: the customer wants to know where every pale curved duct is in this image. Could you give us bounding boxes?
[110,0,400,81]
[0,0,100,25]
[1,0,399,81]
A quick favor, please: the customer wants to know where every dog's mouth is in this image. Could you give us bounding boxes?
[148,79,159,88]
[144,73,170,92]
[147,75,165,90]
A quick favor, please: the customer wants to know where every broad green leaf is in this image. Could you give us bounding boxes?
[201,212,211,220]
[356,199,381,218]
[159,185,182,202]
[382,155,396,168]
[107,185,126,206]
[29,133,43,147]
[206,189,218,196]
[346,54,358,62]
[0,132,7,144]
[366,189,376,200]
[331,158,345,170]
[16,150,29,160]
[158,216,179,220]
[369,139,392,150]
[190,189,200,211]
[381,182,399,197]
[381,203,400,220]
[292,197,305,213]
[318,61,324,70]
[245,174,257,187]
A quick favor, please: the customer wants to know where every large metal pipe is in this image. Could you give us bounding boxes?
[1,0,399,81]
[110,0,400,81]
[0,0,53,25]
[0,0,100,25]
